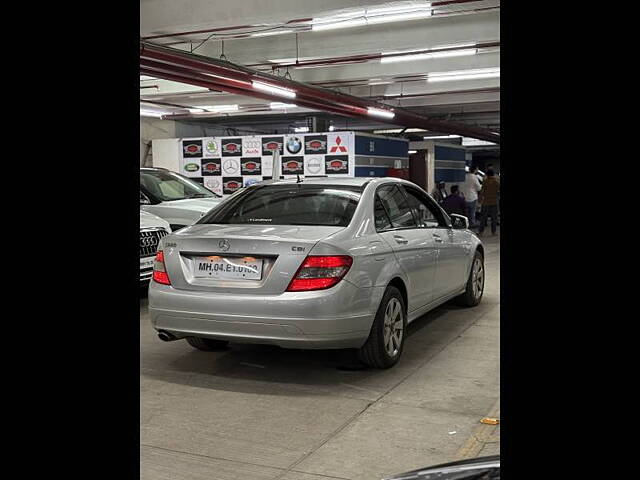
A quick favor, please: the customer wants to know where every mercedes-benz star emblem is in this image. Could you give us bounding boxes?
[219,239,230,251]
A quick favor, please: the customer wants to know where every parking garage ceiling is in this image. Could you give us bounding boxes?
[140,0,500,145]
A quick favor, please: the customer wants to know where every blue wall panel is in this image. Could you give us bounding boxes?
[355,166,389,177]
[435,145,466,161]
[355,135,408,157]
[435,168,466,183]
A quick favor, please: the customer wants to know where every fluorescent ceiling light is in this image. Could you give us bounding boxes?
[140,109,169,118]
[408,150,417,154]
[312,4,431,32]
[366,10,431,25]
[366,4,432,15]
[312,18,367,31]
[252,80,296,98]
[380,48,477,64]
[294,126,309,133]
[428,72,500,82]
[367,107,395,119]
[429,48,478,59]
[432,42,477,50]
[369,80,393,85]
[270,102,297,109]
[423,135,461,139]
[251,29,293,37]
[462,137,497,146]
[194,104,239,112]
[374,128,427,133]
[427,68,500,83]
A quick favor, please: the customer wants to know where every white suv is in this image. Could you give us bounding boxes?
[140,210,171,283]
[140,168,222,231]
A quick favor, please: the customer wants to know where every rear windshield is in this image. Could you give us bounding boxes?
[199,184,363,227]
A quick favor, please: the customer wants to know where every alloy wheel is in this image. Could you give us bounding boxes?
[383,297,403,357]
[472,258,484,300]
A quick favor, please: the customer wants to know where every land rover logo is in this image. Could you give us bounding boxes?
[184,163,200,172]
[219,239,230,251]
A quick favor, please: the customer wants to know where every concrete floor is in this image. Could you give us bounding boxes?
[140,235,500,480]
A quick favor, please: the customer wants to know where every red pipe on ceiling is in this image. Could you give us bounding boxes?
[141,44,369,116]
[139,63,363,118]
[140,42,500,143]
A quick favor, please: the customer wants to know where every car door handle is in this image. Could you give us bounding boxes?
[393,235,408,244]
[432,234,443,243]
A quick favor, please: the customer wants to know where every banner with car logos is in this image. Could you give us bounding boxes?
[179,132,354,197]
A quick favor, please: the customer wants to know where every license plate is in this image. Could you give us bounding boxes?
[140,256,155,270]
[193,256,263,280]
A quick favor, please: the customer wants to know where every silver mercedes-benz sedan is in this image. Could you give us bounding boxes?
[148,177,484,368]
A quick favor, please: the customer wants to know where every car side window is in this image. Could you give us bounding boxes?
[374,197,393,231]
[402,186,447,228]
[376,185,417,230]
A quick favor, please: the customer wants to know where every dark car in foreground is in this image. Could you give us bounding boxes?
[384,455,499,480]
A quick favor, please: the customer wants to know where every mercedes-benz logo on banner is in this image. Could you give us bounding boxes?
[219,239,230,251]
[222,158,240,175]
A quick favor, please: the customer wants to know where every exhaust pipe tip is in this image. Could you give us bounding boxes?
[158,330,177,342]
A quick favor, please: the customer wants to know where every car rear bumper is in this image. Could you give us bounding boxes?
[148,280,382,349]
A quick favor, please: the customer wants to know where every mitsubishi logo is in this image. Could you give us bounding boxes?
[330,136,347,153]
[219,239,230,251]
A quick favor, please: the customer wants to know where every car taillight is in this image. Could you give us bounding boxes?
[287,255,353,292]
[152,250,171,285]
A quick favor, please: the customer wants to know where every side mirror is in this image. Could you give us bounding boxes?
[450,214,469,229]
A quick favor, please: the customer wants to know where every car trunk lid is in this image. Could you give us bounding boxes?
[161,224,343,294]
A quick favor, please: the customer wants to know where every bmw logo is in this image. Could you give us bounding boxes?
[286,136,302,154]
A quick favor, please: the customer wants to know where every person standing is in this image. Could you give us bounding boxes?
[461,166,482,228]
[441,185,466,216]
[478,169,500,235]
[431,181,448,205]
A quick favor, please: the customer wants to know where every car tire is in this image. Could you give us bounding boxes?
[186,337,229,351]
[456,251,485,307]
[358,286,406,369]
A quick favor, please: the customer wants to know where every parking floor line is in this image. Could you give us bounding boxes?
[454,398,500,460]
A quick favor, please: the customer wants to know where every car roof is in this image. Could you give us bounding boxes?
[265,177,412,188]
